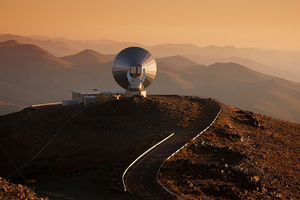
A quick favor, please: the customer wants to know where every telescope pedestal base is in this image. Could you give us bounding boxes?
[125,89,146,97]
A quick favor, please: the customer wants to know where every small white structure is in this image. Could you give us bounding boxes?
[62,99,78,106]
[70,89,126,103]
[84,96,96,105]
[125,90,146,97]
[114,94,122,100]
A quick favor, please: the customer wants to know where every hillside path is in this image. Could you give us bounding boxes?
[125,98,221,199]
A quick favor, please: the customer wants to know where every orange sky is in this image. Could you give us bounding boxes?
[1,0,300,50]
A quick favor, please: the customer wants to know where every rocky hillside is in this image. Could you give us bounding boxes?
[1,96,299,199]
[0,96,202,199]
[159,104,300,199]
[0,177,48,200]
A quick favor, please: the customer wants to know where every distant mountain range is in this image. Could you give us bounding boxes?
[1,33,299,83]
[0,34,76,56]
[0,40,118,113]
[0,36,300,123]
[149,59,300,122]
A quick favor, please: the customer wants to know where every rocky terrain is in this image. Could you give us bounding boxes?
[0,177,48,200]
[1,96,300,199]
[0,95,202,199]
[159,104,300,199]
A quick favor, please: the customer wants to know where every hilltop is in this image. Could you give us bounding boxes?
[156,55,199,68]
[0,96,202,199]
[0,96,299,199]
[60,49,112,68]
[0,40,72,71]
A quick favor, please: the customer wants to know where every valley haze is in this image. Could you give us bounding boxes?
[0,34,300,124]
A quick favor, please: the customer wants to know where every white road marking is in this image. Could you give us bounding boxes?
[191,130,194,133]
[158,154,162,157]
[143,170,146,174]
[165,149,169,152]
[146,164,150,168]
[152,159,156,162]
[172,144,176,147]
[179,139,182,142]
[196,127,199,130]
[146,191,152,196]
[184,135,188,138]
[140,177,142,181]
[141,184,144,189]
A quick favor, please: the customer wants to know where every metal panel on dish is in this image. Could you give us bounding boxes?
[112,47,157,90]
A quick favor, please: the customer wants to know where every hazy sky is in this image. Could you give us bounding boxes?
[1,0,300,50]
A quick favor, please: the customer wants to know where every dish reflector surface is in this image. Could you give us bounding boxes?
[112,47,157,89]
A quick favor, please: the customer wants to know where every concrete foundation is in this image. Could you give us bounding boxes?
[125,89,146,97]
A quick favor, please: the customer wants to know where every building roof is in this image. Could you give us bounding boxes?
[70,89,126,95]
[84,96,96,99]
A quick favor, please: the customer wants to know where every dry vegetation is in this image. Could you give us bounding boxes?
[0,95,202,197]
[159,104,300,199]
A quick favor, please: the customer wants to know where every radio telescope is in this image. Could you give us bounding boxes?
[112,47,157,97]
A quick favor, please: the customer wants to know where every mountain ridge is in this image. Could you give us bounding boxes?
[150,62,300,123]
[0,41,73,72]
[0,34,77,56]
[0,39,21,46]
[156,55,199,68]
[60,49,113,67]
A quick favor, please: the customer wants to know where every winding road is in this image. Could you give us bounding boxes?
[124,98,222,199]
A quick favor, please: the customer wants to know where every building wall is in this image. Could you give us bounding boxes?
[72,92,124,103]
[72,93,83,102]
[84,96,96,105]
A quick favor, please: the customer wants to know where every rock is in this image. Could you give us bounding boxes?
[251,176,260,183]
[240,137,244,143]
[187,181,194,188]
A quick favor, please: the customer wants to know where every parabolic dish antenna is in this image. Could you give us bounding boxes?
[112,47,157,97]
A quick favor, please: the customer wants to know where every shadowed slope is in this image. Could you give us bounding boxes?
[0,96,201,199]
